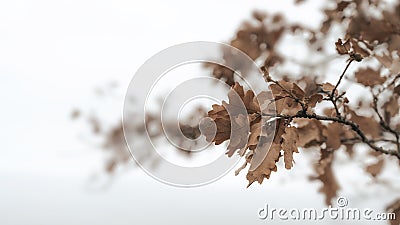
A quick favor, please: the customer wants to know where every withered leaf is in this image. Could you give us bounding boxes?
[227,114,250,157]
[320,83,338,96]
[224,82,260,115]
[394,85,400,95]
[205,117,231,145]
[322,123,343,150]
[275,97,303,115]
[247,143,281,186]
[310,148,339,205]
[350,38,370,58]
[270,80,305,99]
[295,119,324,147]
[335,38,351,55]
[270,80,306,115]
[374,53,400,74]
[206,82,261,149]
[383,96,400,119]
[349,110,381,139]
[355,68,385,87]
[281,127,299,169]
[308,94,323,108]
[365,158,384,178]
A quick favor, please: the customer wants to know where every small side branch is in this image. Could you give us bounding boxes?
[329,59,354,118]
[260,111,400,159]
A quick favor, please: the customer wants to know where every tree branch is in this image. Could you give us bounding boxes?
[260,111,400,159]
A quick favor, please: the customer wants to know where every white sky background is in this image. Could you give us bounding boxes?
[1,0,400,224]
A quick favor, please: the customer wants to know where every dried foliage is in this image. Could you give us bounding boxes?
[76,0,400,210]
[200,0,400,207]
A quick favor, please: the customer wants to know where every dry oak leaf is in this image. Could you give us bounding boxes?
[245,117,276,152]
[205,82,264,156]
[310,148,339,205]
[347,14,399,44]
[354,67,385,87]
[281,127,299,169]
[374,53,400,74]
[307,94,323,108]
[383,96,400,119]
[235,118,280,175]
[270,80,307,115]
[322,123,343,150]
[335,38,351,55]
[223,82,260,116]
[270,80,305,99]
[245,119,287,186]
[203,116,231,145]
[320,82,338,96]
[395,85,400,95]
[208,104,229,120]
[365,158,385,178]
[246,142,281,186]
[294,118,324,147]
[274,97,303,115]
[349,110,381,139]
[227,114,251,157]
[335,38,367,61]
[341,127,358,157]
[349,38,371,58]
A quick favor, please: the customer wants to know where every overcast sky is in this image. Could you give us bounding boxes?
[1,0,399,224]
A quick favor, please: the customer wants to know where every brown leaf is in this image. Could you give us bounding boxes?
[246,143,281,186]
[207,117,231,145]
[349,110,381,139]
[394,85,400,95]
[224,82,260,115]
[295,119,324,147]
[354,67,385,87]
[227,114,250,156]
[383,96,400,119]
[308,94,323,108]
[281,127,299,169]
[348,15,397,44]
[365,158,384,178]
[270,80,305,99]
[320,83,338,96]
[335,38,350,55]
[322,123,343,150]
[310,148,339,205]
[252,11,266,22]
[179,123,201,140]
[275,97,302,115]
[374,53,400,74]
[208,104,229,119]
[350,38,370,58]
[272,118,286,144]
[375,53,393,69]
[246,121,262,151]
[337,1,351,12]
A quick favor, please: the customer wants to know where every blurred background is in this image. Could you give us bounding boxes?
[1,0,399,224]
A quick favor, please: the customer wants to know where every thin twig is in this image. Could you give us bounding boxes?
[371,92,400,153]
[329,59,354,118]
[269,79,307,110]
